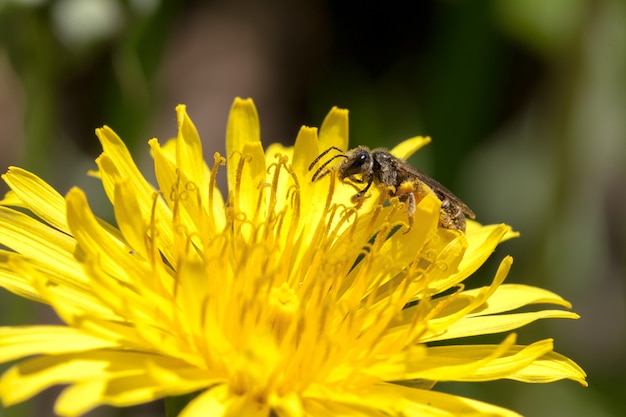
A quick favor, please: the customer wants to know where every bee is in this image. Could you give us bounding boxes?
[309,146,475,232]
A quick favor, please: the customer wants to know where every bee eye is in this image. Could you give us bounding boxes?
[342,151,370,176]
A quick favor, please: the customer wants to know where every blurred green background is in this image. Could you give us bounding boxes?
[0,0,624,416]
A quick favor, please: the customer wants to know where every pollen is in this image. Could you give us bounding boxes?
[397,180,415,195]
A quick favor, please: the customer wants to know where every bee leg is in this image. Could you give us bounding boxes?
[394,181,416,233]
[351,178,373,204]
[402,192,416,233]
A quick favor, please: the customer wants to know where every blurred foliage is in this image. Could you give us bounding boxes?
[0,0,624,416]
[0,0,180,174]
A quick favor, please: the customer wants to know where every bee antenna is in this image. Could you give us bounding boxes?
[308,146,344,171]
[311,153,348,182]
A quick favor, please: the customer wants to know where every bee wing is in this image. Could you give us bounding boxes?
[396,163,476,219]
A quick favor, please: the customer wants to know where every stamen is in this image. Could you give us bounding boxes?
[321,170,337,215]
[266,155,286,214]
[282,162,301,231]
[231,151,253,211]
[147,191,163,267]
[253,182,271,225]
[208,152,226,221]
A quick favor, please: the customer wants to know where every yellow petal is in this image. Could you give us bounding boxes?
[429,310,579,342]
[390,136,431,160]
[151,138,204,242]
[395,384,523,417]
[151,138,178,196]
[96,128,177,265]
[112,179,150,258]
[95,126,153,204]
[0,190,20,206]
[1,351,213,413]
[466,284,572,316]
[0,252,42,301]
[292,126,320,178]
[176,105,206,192]
[1,167,69,233]
[0,326,116,363]
[429,224,512,293]
[305,383,523,417]
[319,106,349,152]
[226,97,260,193]
[396,256,513,340]
[1,255,117,319]
[65,188,144,287]
[231,141,266,218]
[55,364,214,416]
[506,349,588,386]
[0,355,109,406]
[179,385,229,417]
[403,334,511,380]
[0,206,80,280]
[409,337,553,382]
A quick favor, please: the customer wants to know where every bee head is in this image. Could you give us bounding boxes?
[309,146,374,183]
[338,147,373,180]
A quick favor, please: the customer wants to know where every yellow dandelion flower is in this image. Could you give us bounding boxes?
[0,98,586,417]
